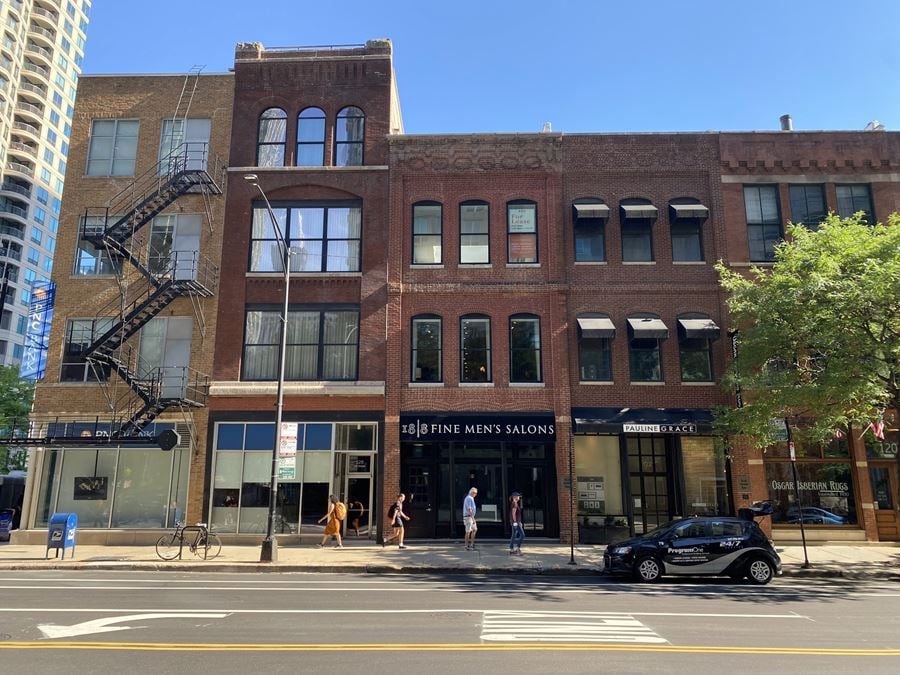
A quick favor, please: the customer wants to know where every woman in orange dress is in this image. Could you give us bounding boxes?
[317,495,343,548]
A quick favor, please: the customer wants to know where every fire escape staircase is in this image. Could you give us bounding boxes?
[79,142,224,436]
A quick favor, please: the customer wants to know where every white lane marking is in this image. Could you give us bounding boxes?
[38,613,229,639]
[481,611,667,644]
[0,608,811,618]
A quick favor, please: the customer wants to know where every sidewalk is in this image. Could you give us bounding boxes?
[1,540,899,578]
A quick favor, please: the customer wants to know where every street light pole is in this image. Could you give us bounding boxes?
[244,174,291,563]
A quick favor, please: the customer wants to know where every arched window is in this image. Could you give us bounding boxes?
[677,313,720,382]
[572,198,609,262]
[257,108,287,167]
[412,201,442,264]
[509,313,542,383]
[626,313,668,382]
[619,198,658,262]
[460,200,489,264]
[507,200,537,264]
[334,106,365,166]
[460,314,491,383]
[297,107,326,166]
[668,198,709,262]
[411,314,442,382]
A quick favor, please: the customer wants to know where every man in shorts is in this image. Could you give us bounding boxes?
[463,487,478,551]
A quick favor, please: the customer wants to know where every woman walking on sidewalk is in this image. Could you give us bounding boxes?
[508,492,525,555]
[384,493,410,549]
[317,495,343,548]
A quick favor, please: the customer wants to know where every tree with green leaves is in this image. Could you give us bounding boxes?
[0,365,33,472]
[715,213,900,447]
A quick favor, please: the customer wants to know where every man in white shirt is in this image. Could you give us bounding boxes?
[463,487,478,551]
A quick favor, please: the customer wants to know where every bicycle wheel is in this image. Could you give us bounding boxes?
[194,532,222,560]
[156,533,181,560]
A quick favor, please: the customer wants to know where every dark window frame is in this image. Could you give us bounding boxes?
[459,199,491,264]
[836,184,874,223]
[412,201,443,265]
[248,200,362,273]
[334,106,365,167]
[788,184,828,230]
[509,313,542,383]
[743,184,783,262]
[60,317,113,382]
[577,313,613,382]
[410,314,442,383]
[668,198,707,262]
[460,314,492,383]
[256,107,287,168]
[627,313,664,382]
[573,197,607,262]
[241,305,360,382]
[620,198,657,262]
[506,199,538,264]
[296,107,326,167]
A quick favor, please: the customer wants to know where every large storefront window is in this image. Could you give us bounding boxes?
[210,421,377,535]
[35,438,189,529]
[766,462,857,526]
[574,435,626,543]
[681,437,729,517]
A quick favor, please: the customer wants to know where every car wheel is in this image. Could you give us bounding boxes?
[633,556,662,583]
[745,557,774,585]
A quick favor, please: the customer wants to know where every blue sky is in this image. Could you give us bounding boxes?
[83,0,900,134]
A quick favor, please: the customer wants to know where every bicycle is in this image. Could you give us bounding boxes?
[155,521,222,560]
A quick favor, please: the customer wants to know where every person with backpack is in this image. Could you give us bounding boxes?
[317,495,345,548]
[383,492,410,549]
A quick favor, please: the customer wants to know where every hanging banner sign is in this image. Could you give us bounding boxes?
[278,423,298,479]
[19,281,55,380]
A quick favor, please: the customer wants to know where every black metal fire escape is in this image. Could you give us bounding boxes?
[79,142,223,437]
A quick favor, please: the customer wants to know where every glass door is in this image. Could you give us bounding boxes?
[336,453,374,539]
[870,464,899,541]
[628,435,674,534]
[511,465,553,537]
[452,442,505,537]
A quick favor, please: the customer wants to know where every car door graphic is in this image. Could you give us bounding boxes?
[706,520,752,572]
[662,520,716,574]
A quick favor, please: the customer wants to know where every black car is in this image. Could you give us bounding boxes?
[603,516,782,584]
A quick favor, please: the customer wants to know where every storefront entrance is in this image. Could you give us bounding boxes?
[627,435,676,534]
[401,441,557,539]
[870,463,899,541]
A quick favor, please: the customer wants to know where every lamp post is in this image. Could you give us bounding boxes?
[244,174,291,563]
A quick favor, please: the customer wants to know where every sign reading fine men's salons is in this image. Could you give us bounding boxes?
[400,414,556,442]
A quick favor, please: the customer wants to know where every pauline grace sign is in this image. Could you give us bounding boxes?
[400,414,556,442]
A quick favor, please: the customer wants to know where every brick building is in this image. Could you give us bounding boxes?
[14,38,900,546]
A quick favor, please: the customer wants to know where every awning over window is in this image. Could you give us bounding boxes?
[620,204,659,220]
[573,203,611,221]
[678,318,721,340]
[572,407,714,435]
[627,317,668,339]
[577,316,616,338]
[669,203,709,221]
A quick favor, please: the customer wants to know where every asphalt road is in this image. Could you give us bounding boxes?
[0,571,898,674]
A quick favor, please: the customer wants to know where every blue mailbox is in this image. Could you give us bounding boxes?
[46,512,77,559]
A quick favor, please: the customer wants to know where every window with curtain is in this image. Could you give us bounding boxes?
[788,184,827,230]
[460,315,491,382]
[509,314,541,382]
[257,108,287,167]
[334,106,365,166]
[412,202,442,264]
[250,203,362,273]
[411,315,441,382]
[242,308,359,381]
[297,107,326,166]
[86,119,139,176]
[836,184,873,223]
[507,201,537,263]
[460,201,489,264]
[743,185,782,262]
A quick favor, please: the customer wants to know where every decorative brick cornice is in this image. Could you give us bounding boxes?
[389,134,563,173]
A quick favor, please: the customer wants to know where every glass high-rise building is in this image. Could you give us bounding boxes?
[0,0,90,368]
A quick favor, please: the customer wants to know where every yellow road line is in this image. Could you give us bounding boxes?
[1,642,899,656]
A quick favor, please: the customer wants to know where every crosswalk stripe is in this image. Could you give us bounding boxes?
[481,611,667,644]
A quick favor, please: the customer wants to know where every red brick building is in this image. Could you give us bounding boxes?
[17,39,900,546]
